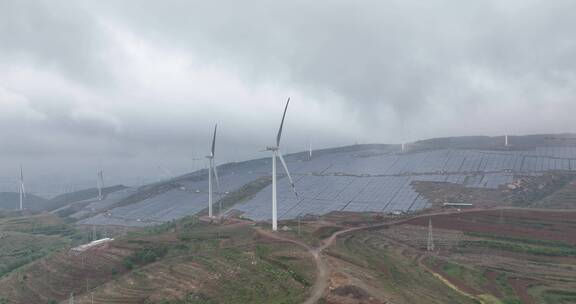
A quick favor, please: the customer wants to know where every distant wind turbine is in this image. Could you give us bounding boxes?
[308,139,313,159]
[206,124,220,218]
[96,169,104,201]
[19,165,25,210]
[266,98,298,231]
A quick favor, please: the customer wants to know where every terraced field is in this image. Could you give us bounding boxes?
[0,214,76,284]
[324,230,477,304]
[0,217,316,304]
[0,247,131,303]
[382,209,576,304]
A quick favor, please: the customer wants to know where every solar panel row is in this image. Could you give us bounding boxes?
[83,146,576,226]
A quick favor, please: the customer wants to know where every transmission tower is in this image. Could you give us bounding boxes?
[427,218,435,252]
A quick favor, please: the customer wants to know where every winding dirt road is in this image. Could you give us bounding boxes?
[256,208,492,304]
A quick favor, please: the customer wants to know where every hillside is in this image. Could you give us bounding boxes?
[0,192,47,211]
[40,185,128,213]
[1,134,576,303]
[0,218,316,304]
[74,134,576,228]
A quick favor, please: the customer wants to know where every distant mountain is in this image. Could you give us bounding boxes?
[412,133,576,151]
[41,185,128,212]
[0,192,47,211]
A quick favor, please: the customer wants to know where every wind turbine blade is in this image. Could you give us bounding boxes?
[276,98,290,147]
[211,124,217,157]
[277,151,298,197]
[212,159,220,190]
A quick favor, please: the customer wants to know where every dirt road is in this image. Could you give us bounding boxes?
[257,208,497,304]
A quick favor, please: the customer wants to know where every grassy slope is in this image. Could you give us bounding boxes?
[0,214,78,278]
[0,216,315,304]
[71,220,315,304]
[326,230,477,304]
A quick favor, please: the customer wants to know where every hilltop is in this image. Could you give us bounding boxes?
[0,134,576,303]
[66,133,576,227]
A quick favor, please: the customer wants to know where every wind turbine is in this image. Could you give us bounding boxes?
[19,165,25,210]
[206,124,220,218]
[96,169,104,201]
[266,98,298,231]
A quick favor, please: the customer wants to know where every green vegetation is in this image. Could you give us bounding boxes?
[465,232,574,249]
[0,232,69,277]
[541,289,576,304]
[442,262,464,278]
[152,292,217,304]
[312,225,343,239]
[77,221,315,304]
[0,214,77,279]
[511,174,574,207]
[123,246,168,269]
[461,240,576,256]
[327,231,478,304]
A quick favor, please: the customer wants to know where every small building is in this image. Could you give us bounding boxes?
[70,238,114,254]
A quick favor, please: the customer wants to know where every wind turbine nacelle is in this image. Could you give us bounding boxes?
[265,146,278,151]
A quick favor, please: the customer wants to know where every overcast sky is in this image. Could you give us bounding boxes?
[1,0,575,194]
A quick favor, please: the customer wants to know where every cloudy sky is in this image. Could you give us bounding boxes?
[1,0,575,194]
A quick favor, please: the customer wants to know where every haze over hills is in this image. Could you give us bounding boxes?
[0,192,46,211]
[36,133,572,227]
[1,133,575,304]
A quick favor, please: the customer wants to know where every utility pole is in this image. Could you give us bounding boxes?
[427,218,435,252]
[297,214,301,238]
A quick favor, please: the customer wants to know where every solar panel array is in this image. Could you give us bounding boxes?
[71,188,138,219]
[81,145,576,226]
[232,147,576,221]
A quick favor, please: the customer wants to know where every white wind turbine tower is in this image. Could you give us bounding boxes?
[96,169,104,201]
[206,124,220,218]
[266,98,298,231]
[19,165,25,210]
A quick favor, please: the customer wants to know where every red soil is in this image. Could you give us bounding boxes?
[406,209,576,244]
[483,271,503,298]
[507,277,535,304]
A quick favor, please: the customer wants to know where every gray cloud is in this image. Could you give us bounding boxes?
[1,0,576,193]
[0,0,111,84]
[88,0,576,123]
